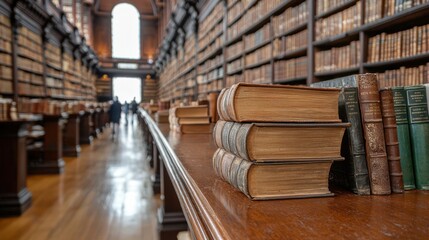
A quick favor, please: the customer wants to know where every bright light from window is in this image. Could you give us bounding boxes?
[113,77,141,103]
[112,3,140,59]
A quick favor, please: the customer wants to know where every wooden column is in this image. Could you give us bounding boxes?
[28,115,65,174]
[79,111,92,144]
[158,158,188,240]
[63,113,81,157]
[0,121,32,216]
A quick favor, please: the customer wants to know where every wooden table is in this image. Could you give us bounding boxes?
[140,110,429,240]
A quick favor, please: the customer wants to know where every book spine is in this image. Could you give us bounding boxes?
[226,83,239,121]
[235,123,252,160]
[213,120,226,149]
[405,86,429,190]
[228,122,241,155]
[380,89,405,193]
[357,74,391,195]
[392,87,416,190]
[221,121,234,153]
[217,88,227,121]
[214,148,251,198]
[340,88,371,195]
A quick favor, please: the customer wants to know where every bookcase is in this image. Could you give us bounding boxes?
[156,0,429,103]
[0,0,98,109]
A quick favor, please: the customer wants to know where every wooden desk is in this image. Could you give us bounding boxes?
[63,112,82,157]
[0,121,32,216]
[79,111,93,145]
[140,110,429,240]
[28,115,65,174]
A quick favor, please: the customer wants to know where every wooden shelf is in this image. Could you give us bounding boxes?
[226,53,243,63]
[274,22,307,39]
[244,58,271,70]
[274,47,307,61]
[244,39,271,54]
[361,4,429,33]
[313,30,360,48]
[315,0,357,20]
[274,76,308,84]
[227,67,243,75]
[198,47,223,66]
[314,67,359,78]
[363,52,429,69]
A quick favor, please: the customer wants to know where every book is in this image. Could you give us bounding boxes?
[217,83,342,123]
[180,123,213,134]
[405,85,429,190]
[178,117,210,125]
[174,105,208,118]
[311,78,371,195]
[212,148,335,200]
[213,120,349,162]
[380,89,405,193]
[356,74,391,195]
[392,87,416,190]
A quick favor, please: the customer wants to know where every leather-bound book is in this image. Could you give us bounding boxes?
[380,89,404,193]
[356,74,391,195]
[217,83,341,123]
[212,148,335,200]
[213,120,349,162]
[311,78,371,195]
[391,87,416,190]
[405,85,429,190]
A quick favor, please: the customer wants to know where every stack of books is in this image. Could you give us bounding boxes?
[169,105,213,133]
[212,83,349,200]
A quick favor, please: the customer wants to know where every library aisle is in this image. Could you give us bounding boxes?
[0,120,158,240]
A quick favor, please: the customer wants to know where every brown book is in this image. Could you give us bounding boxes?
[213,120,349,162]
[208,92,219,123]
[380,89,404,193]
[212,148,334,200]
[356,74,391,195]
[174,105,208,118]
[180,123,213,134]
[217,83,341,123]
[178,117,210,125]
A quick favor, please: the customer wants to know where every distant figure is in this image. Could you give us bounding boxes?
[130,97,138,124]
[109,96,122,138]
[124,101,129,125]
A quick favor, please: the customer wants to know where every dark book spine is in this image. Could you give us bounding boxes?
[337,88,371,195]
[380,89,405,193]
[392,87,416,190]
[357,74,391,195]
[405,86,429,190]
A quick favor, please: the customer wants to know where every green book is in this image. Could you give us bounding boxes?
[392,87,416,190]
[405,86,429,190]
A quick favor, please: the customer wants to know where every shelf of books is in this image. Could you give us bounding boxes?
[143,75,158,103]
[16,26,45,97]
[156,0,429,103]
[95,75,112,100]
[0,13,13,95]
[45,42,64,98]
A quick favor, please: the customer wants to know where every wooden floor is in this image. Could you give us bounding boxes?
[0,119,158,240]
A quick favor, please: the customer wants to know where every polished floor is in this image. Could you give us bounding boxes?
[0,118,158,240]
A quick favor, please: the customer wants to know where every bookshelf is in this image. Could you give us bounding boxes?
[156,0,429,103]
[0,0,99,107]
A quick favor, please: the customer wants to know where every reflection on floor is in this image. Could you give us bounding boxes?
[0,120,158,240]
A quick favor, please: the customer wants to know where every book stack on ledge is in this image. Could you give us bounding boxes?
[212,83,349,200]
[312,73,428,194]
[155,101,171,124]
[169,105,213,134]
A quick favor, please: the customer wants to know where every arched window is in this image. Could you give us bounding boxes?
[112,3,140,59]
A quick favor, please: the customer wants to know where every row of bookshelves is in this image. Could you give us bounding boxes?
[157,0,429,103]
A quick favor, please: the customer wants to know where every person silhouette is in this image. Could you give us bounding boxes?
[108,96,122,139]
